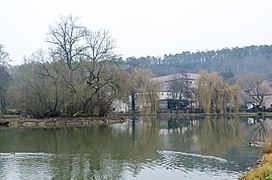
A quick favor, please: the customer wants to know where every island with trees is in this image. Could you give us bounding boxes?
[1,15,272,121]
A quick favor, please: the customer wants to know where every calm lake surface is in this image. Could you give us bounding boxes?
[0,116,269,180]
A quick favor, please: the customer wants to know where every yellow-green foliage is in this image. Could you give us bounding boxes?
[197,71,241,114]
[241,154,272,180]
[265,174,272,180]
[241,137,272,179]
[264,138,272,154]
[131,68,160,114]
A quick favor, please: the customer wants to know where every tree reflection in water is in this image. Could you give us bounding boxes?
[0,116,267,179]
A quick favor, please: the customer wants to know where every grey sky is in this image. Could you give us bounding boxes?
[1,0,272,64]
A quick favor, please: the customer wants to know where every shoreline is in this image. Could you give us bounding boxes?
[240,153,272,179]
[0,116,128,128]
[0,112,271,128]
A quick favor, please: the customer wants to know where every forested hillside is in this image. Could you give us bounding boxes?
[121,45,272,79]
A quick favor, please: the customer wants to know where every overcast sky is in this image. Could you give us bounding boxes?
[1,0,272,64]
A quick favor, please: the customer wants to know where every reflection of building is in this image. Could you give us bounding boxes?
[158,119,199,137]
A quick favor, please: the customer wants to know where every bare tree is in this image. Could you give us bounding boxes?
[0,44,10,66]
[167,73,195,111]
[47,15,89,71]
[80,29,118,116]
[80,60,122,116]
[86,29,117,61]
[0,44,11,114]
[46,15,119,116]
[10,16,123,117]
[168,73,192,99]
[16,50,58,117]
[238,73,269,108]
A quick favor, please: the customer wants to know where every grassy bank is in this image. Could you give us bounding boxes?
[241,138,272,179]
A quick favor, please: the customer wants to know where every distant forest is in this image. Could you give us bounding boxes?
[119,45,272,81]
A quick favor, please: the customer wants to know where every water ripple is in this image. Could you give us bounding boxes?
[147,150,241,177]
[0,152,244,180]
[158,150,228,162]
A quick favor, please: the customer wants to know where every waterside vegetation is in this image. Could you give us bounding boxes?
[241,137,272,179]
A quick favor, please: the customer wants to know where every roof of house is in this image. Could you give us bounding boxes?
[263,80,272,94]
[152,73,199,82]
[152,73,199,92]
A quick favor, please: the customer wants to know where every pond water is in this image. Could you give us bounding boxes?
[0,116,268,180]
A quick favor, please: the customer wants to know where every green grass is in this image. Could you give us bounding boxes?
[241,136,272,179]
[241,141,272,180]
[265,174,272,180]
[241,154,272,179]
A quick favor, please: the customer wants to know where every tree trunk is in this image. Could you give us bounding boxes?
[0,98,6,114]
[131,92,136,113]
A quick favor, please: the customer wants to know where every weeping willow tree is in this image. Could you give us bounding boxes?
[138,84,160,114]
[130,68,160,114]
[229,85,241,113]
[197,71,241,114]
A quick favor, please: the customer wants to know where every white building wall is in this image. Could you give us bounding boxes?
[112,100,129,113]
[157,92,173,100]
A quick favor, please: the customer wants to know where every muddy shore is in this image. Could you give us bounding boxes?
[0,115,127,128]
